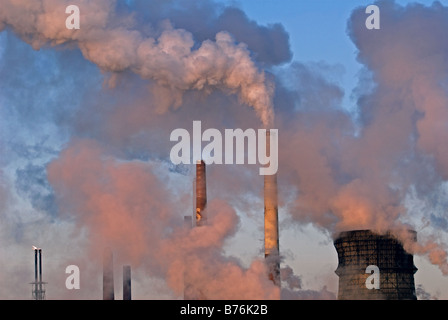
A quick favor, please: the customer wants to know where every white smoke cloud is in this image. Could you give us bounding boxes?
[0,0,275,126]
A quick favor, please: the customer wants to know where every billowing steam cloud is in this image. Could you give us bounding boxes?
[2,0,448,300]
[0,0,293,299]
[0,0,275,126]
[277,0,448,275]
[46,139,280,299]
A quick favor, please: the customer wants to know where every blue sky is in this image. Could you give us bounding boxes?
[232,0,437,111]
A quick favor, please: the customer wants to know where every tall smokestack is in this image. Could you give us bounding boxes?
[184,160,208,299]
[123,265,131,300]
[195,160,207,227]
[103,248,115,300]
[34,249,38,286]
[31,246,46,300]
[38,249,43,297]
[334,230,417,300]
[264,130,280,286]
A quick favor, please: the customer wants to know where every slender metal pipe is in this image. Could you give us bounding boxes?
[103,248,115,300]
[38,249,43,297]
[195,160,207,226]
[34,249,38,285]
[123,265,131,300]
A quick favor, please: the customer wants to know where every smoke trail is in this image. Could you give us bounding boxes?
[0,0,275,126]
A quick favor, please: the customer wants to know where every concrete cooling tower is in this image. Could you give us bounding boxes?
[334,229,417,300]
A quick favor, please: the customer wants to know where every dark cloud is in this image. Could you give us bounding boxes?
[130,0,292,66]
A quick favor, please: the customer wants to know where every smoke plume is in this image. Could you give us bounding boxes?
[47,139,279,299]
[2,0,448,299]
[276,0,448,274]
[0,0,275,126]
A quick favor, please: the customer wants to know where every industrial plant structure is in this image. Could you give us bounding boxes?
[29,140,423,301]
[102,249,133,300]
[195,160,207,227]
[30,246,46,300]
[183,160,208,299]
[185,133,281,292]
[334,229,417,300]
[103,248,115,300]
[123,265,132,300]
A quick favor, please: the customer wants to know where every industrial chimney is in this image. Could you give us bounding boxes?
[334,229,417,300]
[103,248,115,300]
[184,160,208,300]
[195,160,207,227]
[264,130,280,287]
[123,265,131,300]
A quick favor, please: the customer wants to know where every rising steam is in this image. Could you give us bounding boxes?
[0,0,274,126]
[2,0,448,300]
[278,0,448,275]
